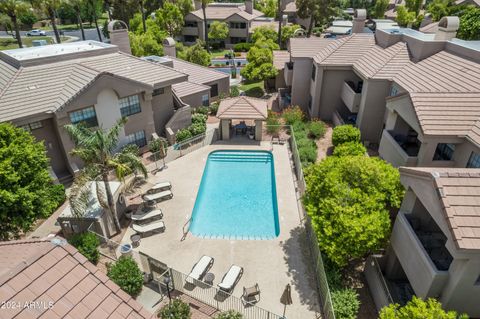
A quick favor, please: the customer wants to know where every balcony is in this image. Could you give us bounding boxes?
[182,27,199,36]
[390,212,450,298]
[340,81,362,113]
[284,62,293,86]
[378,130,419,167]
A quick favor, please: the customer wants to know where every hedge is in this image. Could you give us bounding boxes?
[332,125,361,146]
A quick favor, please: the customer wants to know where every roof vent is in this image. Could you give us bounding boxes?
[163,37,176,57]
[352,9,367,33]
[50,237,67,246]
[434,16,460,41]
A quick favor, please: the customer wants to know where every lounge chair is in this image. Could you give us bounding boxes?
[132,220,166,237]
[147,181,172,194]
[218,265,243,292]
[186,255,214,284]
[242,283,261,305]
[142,190,173,202]
[131,208,163,224]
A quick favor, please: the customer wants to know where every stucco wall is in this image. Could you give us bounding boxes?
[179,90,210,108]
[357,80,390,144]
[291,58,312,111]
[151,86,175,135]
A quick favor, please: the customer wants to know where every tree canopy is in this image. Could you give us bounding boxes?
[457,6,480,40]
[372,0,389,18]
[396,5,417,27]
[379,296,468,319]
[155,2,184,36]
[303,156,404,266]
[208,21,229,41]
[241,44,278,81]
[184,40,211,66]
[0,123,65,240]
[251,25,278,43]
[254,0,277,17]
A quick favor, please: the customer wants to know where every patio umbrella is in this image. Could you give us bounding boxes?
[280,284,293,317]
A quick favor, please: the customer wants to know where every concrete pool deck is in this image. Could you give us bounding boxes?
[122,142,321,319]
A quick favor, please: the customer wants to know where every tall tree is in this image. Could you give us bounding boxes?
[139,0,146,32]
[0,0,30,48]
[69,0,85,40]
[208,20,228,46]
[36,0,62,43]
[184,40,210,66]
[85,0,103,41]
[155,1,183,36]
[277,0,281,45]
[372,0,389,18]
[296,0,316,35]
[201,0,210,52]
[457,6,480,40]
[405,0,422,15]
[65,119,147,232]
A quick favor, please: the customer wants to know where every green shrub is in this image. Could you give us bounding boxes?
[298,144,317,165]
[266,115,281,135]
[176,129,193,143]
[333,142,366,157]
[230,86,240,97]
[210,102,219,115]
[149,138,162,153]
[194,106,210,115]
[296,137,316,149]
[189,122,206,136]
[68,232,100,265]
[282,106,304,125]
[331,289,360,319]
[107,256,144,297]
[158,299,191,319]
[233,42,252,52]
[215,310,243,319]
[332,125,361,146]
[307,120,326,139]
[192,113,207,125]
[121,143,140,155]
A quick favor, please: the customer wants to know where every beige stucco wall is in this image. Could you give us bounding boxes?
[206,77,230,100]
[179,90,210,108]
[291,58,312,112]
[151,86,175,135]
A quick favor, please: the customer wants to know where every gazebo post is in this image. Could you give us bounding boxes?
[255,120,263,141]
[221,119,230,140]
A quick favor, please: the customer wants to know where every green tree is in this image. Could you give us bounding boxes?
[208,20,228,43]
[281,24,301,48]
[34,0,63,43]
[0,14,13,35]
[251,25,278,43]
[0,123,65,240]
[107,256,144,297]
[64,119,147,232]
[68,232,100,264]
[303,156,404,266]
[331,125,360,146]
[155,1,183,36]
[332,141,366,157]
[379,296,469,319]
[457,6,480,40]
[215,310,243,319]
[426,0,450,21]
[138,0,146,32]
[158,299,191,319]
[68,0,86,40]
[296,0,316,35]
[241,45,278,81]
[18,8,37,26]
[0,0,30,48]
[405,0,422,15]
[372,0,389,18]
[254,0,277,17]
[331,289,360,319]
[396,5,416,27]
[174,0,194,16]
[184,40,210,66]
[84,0,103,41]
[201,0,211,52]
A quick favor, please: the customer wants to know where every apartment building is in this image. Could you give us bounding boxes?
[183,1,264,47]
[365,167,480,317]
[277,14,480,169]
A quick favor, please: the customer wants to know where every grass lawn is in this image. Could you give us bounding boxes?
[0,36,69,50]
[239,80,265,98]
[210,49,233,58]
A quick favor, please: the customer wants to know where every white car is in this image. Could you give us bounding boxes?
[26,29,46,36]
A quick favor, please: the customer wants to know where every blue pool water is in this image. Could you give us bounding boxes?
[189,150,280,240]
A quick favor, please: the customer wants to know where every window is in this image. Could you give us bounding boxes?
[126,130,147,147]
[184,21,198,27]
[210,84,219,97]
[184,35,197,42]
[153,88,165,96]
[202,94,209,106]
[467,152,480,168]
[119,95,141,117]
[433,143,455,161]
[20,121,43,132]
[311,65,316,81]
[230,37,247,44]
[69,107,98,127]
[230,22,246,29]
[390,85,399,96]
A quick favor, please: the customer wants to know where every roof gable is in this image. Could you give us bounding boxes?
[217,96,268,119]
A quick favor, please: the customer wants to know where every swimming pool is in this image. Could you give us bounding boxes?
[189,150,280,240]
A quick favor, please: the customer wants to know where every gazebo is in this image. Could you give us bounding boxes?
[216,96,268,141]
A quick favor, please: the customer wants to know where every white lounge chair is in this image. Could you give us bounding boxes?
[147,181,172,194]
[142,190,173,202]
[131,208,163,223]
[132,220,166,237]
[218,265,243,292]
[186,255,214,284]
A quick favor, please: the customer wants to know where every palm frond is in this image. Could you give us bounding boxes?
[68,170,94,217]
[115,150,148,178]
[95,180,109,210]
[106,118,128,152]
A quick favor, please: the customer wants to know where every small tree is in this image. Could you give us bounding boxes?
[283,106,304,125]
[333,141,366,157]
[307,120,326,139]
[331,125,360,146]
[255,0,277,17]
[405,0,423,15]
[208,21,229,45]
[426,0,450,21]
[379,296,469,319]
[331,289,360,319]
[68,232,100,264]
[280,24,301,48]
[107,256,144,297]
[155,2,184,37]
[158,299,191,319]
[396,6,417,27]
[457,6,480,40]
[251,25,278,43]
[184,40,211,66]
[0,123,65,240]
[215,310,243,319]
[240,45,278,81]
[372,0,389,18]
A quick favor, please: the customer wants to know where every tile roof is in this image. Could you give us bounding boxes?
[217,96,267,119]
[167,56,229,85]
[173,81,210,98]
[0,52,187,122]
[272,50,290,70]
[188,4,263,21]
[0,238,155,319]
[400,167,480,250]
[289,37,335,58]
[0,61,16,94]
[419,22,439,33]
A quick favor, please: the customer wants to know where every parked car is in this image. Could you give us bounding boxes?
[26,29,46,36]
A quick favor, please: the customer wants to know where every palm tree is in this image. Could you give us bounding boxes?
[277,0,282,46]
[201,0,210,52]
[34,0,62,43]
[69,0,85,40]
[65,118,148,233]
[139,0,146,33]
[0,0,30,48]
[86,0,102,41]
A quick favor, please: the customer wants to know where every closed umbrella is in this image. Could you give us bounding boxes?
[280,284,293,317]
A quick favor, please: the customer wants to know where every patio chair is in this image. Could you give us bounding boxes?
[218,265,243,292]
[186,255,214,284]
[131,208,163,224]
[242,283,261,305]
[147,181,172,194]
[132,220,166,237]
[142,190,173,202]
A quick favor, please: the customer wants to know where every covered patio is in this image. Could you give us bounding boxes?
[216,96,268,141]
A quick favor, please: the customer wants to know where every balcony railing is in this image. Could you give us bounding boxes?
[378,130,418,167]
[340,81,362,113]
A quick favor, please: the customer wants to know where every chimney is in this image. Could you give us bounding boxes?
[352,9,366,33]
[434,16,460,41]
[245,0,253,14]
[194,0,202,10]
[108,20,131,55]
[163,37,176,57]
